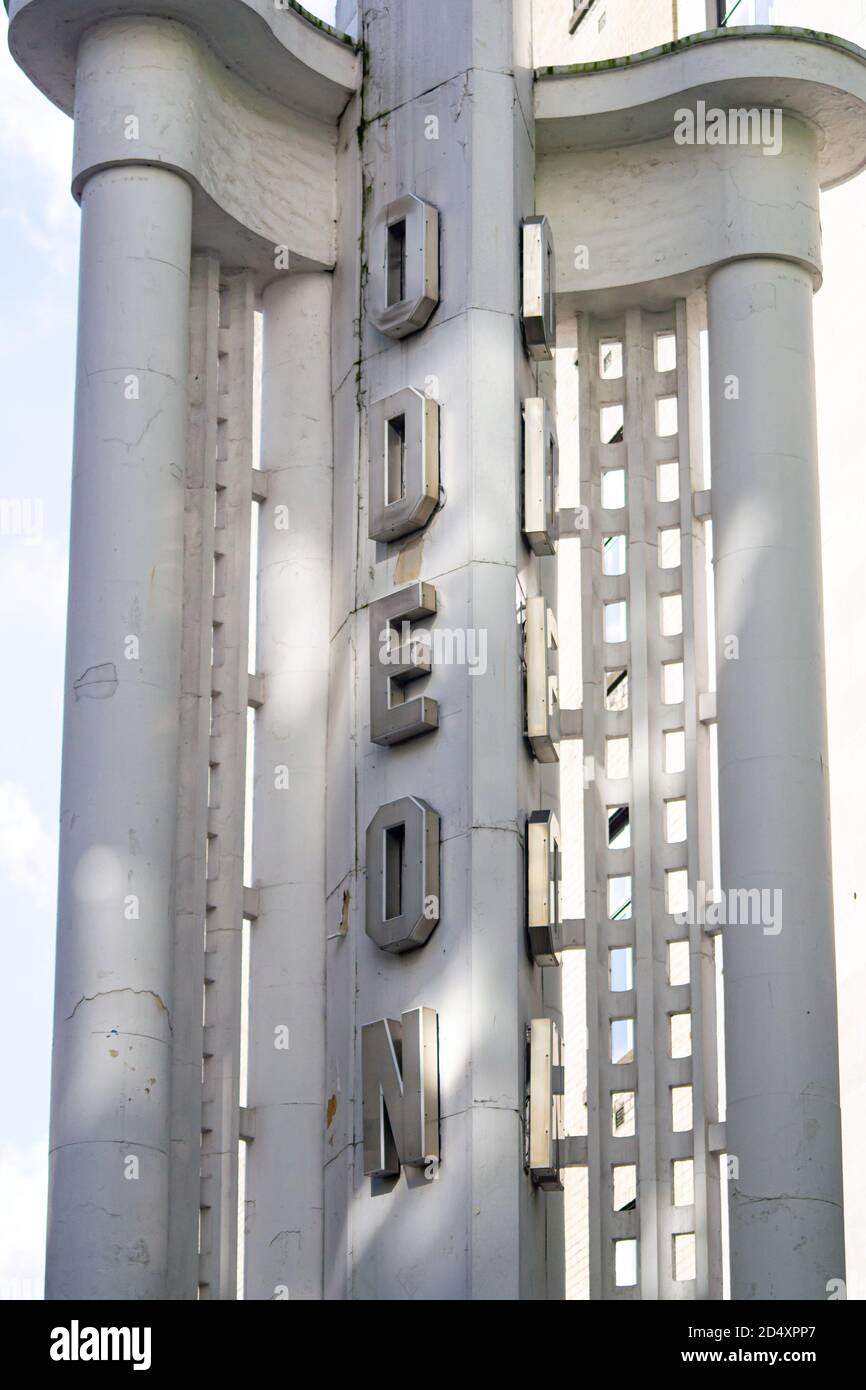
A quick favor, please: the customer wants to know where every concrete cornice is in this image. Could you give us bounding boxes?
[6,0,361,123]
[535,26,866,191]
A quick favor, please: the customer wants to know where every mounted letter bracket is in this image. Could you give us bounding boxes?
[370,582,439,746]
[369,388,440,542]
[524,595,559,763]
[362,1008,440,1179]
[521,215,556,361]
[526,1017,564,1191]
[523,398,559,556]
[527,810,562,967]
[365,796,440,954]
[370,194,440,340]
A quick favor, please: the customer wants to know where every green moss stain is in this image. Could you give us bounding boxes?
[535,26,863,80]
[355,30,371,415]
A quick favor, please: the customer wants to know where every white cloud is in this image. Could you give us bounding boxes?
[0,44,77,259]
[0,45,72,181]
[0,782,57,915]
[0,537,67,634]
[0,1140,47,1299]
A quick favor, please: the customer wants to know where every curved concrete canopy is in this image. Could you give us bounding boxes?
[69,16,342,275]
[6,0,360,123]
[535,27,866,192]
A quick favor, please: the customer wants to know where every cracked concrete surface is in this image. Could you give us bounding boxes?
[64,988,172,1031]
[73,663,118,700]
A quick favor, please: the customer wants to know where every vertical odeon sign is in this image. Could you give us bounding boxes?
[361,203,567,1189]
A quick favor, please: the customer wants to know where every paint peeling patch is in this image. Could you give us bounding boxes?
[394,534,424,584]
[339,889,350,937]
[74,663,118,700]
[326,1094,338,1128]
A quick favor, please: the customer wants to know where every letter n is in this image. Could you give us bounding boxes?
[362,1007,439,1177]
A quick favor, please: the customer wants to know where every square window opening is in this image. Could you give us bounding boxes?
[615,1238,637,1288]
[657,460,680,503]
[673,1158,695,1207]
[601,403,624,445]
[610,946,634,993]
[674,1232,697,1282]
[613,1164,637,1212]
[665,798,688,845]
[604,600,628,644]
[601,467,626,510]
[608,804,630,849]
[611,1018,635,1065]
[670,1011,693,1060]
[660,592,683,637]
[664,728,686,774]
[656,394,678,438]
[659,526,682,570]
[608,875,632,922]
[662,661,685,705]
[612,1090,635,1137]
[667,939,690,988]
[655,331,677,374]
[665,867,689,917]
[605,667,629,711]
[600,338,623,380]
[672,1084,693,1133]
[603,534,627,576]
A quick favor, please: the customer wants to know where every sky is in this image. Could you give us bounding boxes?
[0,24,78,1300]
[0,0,337,1304]
[0,0,865,1300]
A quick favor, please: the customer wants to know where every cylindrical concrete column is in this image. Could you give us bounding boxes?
[707,257,844,1299]
[244,273,333,1300]
[47,164,192,1299]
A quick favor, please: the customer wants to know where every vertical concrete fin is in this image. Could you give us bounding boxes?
[198,269,257,1301]
[168,251,221,1300]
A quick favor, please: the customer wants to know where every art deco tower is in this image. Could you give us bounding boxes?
[8,0,866,1299]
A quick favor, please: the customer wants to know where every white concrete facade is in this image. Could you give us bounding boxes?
[325,0,563,1301]
[9,0,866,1300]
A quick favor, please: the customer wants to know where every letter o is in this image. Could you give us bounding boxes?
[365,796,440,953]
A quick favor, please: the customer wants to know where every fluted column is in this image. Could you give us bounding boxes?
[47,163,192,1299]
[707,257,845,1300]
